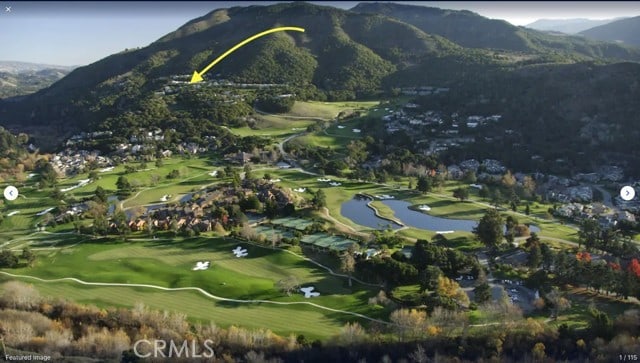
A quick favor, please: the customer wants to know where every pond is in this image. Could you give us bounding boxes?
[107,195,118,215]
[341,196,540,233]
[340,196,403,230]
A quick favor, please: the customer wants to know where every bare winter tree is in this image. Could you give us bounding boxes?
[0,281,41,309]
[408,345,428,363]
[336,322,366,345]
[546,287,571,319]
[389,308,427,341]
[276,276,300,296]
[340,248,356,287]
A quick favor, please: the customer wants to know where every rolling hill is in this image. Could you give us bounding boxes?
[0,61,75,74]
[1,1,639,148]
[526,18,620,34]
[0,61,74,98]
[580,16,640,46]
[0,2,463,139]
[351,2,640,61]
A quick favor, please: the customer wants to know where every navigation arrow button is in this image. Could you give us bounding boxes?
[620,186,635,201]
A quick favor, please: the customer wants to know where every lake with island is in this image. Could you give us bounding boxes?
[341,196,540,233]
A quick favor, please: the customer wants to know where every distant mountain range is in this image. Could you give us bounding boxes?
[0,61,76,74]
[580,16,640,46]
[526,18,622,34]
[0,61,75,99]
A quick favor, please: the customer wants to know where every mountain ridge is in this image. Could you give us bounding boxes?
[526,18,622,34]
[0,61,77,74]
[0,61,74,99]
[1,1,640,149]
[351,2,640,61]
[580,16,640,46]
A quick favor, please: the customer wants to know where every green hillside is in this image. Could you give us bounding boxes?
[1,1,639,147]
[580,16,640,47]
[352,2,640,61]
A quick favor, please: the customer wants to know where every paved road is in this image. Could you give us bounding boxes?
[277,132,305,167]
[593,184,621,216]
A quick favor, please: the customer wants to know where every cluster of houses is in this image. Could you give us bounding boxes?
[129,128,165,143]
[546,186,593,203]
[463,115,502,128]
[446,159,507,180]
[155,74,286,94]
[399,86,450,96]
[381,102,503,155]
[62,124,216,163]
[116,127,214,156]
[51,149,113,177]
[384,109,446,133]
[424,138,474,155]
[115,141,207,156]
[554,202,636,226]
[65,131,113,146]
[440,156,640,226]
[53,202,89,223]
[125,179,298,234]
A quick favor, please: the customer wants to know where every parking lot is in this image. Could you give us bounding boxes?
[466,251,539,312]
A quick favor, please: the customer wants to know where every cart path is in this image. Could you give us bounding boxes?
[0,270,390,325]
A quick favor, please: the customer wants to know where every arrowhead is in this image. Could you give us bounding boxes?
[190,71,204,84]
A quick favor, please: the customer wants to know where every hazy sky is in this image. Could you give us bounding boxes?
[1,1,639,66]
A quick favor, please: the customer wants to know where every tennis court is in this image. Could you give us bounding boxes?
[270,217,314,231]
[253,225,294,239]
[300,233,358,252]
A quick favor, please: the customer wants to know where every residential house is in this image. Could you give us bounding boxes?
[128,219,147,232]
[447,165,463,180]
[616,211,636,223]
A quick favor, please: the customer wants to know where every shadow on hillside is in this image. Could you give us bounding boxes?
[178,179,210,186]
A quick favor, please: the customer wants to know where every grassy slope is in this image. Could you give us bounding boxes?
[0,275,343,340]
[0,236,386,339]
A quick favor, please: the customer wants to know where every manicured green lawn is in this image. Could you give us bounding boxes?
[297,133,354,149]
[264,168,578,246]
[2,158,581,254]
[121,172,216,207]
[391,284,421,300]
[0,236,388,339]
[529,287,638,330]
[229,114,314,138]
[0,187,60,236]
[0,275,346,340]
[227,99,383,141]
[290,101,380,119]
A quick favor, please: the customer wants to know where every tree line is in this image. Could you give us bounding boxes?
[2,280,639,362]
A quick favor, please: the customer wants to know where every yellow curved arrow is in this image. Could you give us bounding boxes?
[189,26,305,84]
